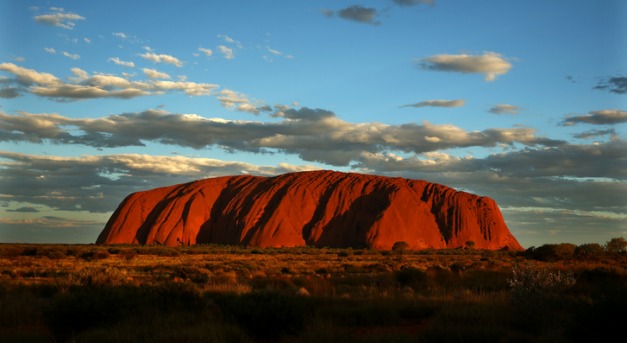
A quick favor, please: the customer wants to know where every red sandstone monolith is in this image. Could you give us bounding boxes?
[96,170,523,250]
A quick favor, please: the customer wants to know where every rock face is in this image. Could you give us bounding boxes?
[97,170,523,250]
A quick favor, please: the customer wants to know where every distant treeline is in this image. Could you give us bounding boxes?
[524,237,626,262]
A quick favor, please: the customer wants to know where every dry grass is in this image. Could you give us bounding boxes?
[0,243,626,342]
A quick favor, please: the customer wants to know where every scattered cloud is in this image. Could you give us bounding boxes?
[217,90,270,114]
[0,63,216,100]
[263,47,293,62]
[217,45,234,59]
[108,57,135,68]
[61,51,80,60]
[7,206,39,213]
[139,52,183,67]
[394,0,435,6]
[218,34,243,48]
[268,48,282,56]
[418,52,512,81]
[142,68,171,79]
[561,109,627,126]
[0,108,564,166]
[0,63,60,86]
[0,87,22,98]
[594,76,627,95]
[353,139,627,221]
[489,104,521,115]
[0,151,319,213]
[198,48,213,57]
[34,8,85,30]
[336,5,380,25]
[112,32,131,40]
[1,136,623,238]
[401,99,465,108]
[44,47,56,54]
[572,129,617,140]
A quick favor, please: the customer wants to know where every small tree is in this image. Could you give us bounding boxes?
[606,237,627,253]
[465,240,475,249]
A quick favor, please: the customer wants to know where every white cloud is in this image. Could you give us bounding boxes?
[0,108,565,165]
[139,52,183,67]
[34,8,85,30]
[217,45,234,59]
[0,63,60,86]
[418,52,512,81]
[218,34,242,48]
[217,89,269,114]
[198,48,213,57]
[61,51,80,60]
[44,47,56,54]
[0,150,320,213]
[142,68,171,79]
[0,63,216,100]
[70,67,89,81]
[268,48,282,56]
[108,57,135,68]
[112,32,129,40]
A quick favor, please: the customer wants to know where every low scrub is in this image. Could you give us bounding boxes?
[0,243,625,342]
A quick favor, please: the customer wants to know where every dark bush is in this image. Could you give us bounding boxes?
[80,249,110,261]
[392,241,410,254]
[171,266,210,284]
[395,266,427,287]
[574,243,605,260]
[47,283,208,342]
[337,249,352,258]
[317,298,400,327]
[605,237,627,253]
[528,243,576,261]
[214,291,313,340]
[118,248,137,261]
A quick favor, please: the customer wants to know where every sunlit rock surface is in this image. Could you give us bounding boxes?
[97,170,523,250]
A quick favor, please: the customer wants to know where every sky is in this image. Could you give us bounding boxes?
[0,0,625,248]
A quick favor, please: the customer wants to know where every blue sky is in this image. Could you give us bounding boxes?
[1,0,625,248]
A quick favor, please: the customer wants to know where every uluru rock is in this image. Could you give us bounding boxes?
[96,170,523,250]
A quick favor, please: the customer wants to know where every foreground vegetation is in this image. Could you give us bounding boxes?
[1,241,626,343]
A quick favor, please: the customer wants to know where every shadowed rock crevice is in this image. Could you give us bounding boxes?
[97,170,523,250]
